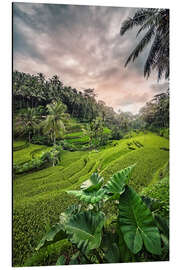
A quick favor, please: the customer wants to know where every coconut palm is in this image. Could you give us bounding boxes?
[120,8,169,80]
[42,101,69,145]
[16,108,38,143]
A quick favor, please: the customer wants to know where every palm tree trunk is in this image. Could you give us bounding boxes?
[54,132,56,145]
[28,131,31,143]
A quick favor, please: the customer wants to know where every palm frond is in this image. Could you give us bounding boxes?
[136,17,156,37]
[121,8,169,79]
[125,26,155,67]
[144,34,161,78]
[120,8,157,36]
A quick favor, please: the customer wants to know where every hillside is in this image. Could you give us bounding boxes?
[13,131,169,266]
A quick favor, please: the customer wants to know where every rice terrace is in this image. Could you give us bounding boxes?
[13,3,169,267]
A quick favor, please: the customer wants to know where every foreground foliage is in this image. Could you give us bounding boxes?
[36,165,169,264]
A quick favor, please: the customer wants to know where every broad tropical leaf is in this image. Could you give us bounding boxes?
[80,172,104,192]
[36,223,67,251]
[65,211,105,253]
[154,214,169,247]
[104,164,135,196]
[67,188,106,204]
[59,205,82,225]
[118,186,161,255]
[117,227,135,262]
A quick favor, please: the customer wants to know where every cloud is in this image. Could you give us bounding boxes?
[150,82,169,92]
[13,3,167,114]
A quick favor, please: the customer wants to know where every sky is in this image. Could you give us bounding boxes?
[13,2,169,114]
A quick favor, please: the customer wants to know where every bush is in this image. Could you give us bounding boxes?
[141,177,169,218]
[31,135,53,146]
[111,128,124,140]
[159,128,169,139]
[59,140,77,151]
[98,134,110,146]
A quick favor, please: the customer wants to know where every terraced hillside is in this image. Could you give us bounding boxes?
[13,132,169,266]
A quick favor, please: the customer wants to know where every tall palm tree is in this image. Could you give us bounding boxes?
[120,8,169,80]
[42,101,69,145]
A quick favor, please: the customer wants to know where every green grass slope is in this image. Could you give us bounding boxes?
[13,141,51,165]
[13,132,169,266]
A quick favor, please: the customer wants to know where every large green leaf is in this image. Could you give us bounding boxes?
[36,223,67,251]
[117,227,135,262]
[104,164,135,196]
[67,188,106,204]
[118,186,161,255]
[65,211,105,253]
[154,214,169,247]
[80,172,104,192]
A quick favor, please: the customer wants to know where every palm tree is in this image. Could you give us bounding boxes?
[120,8,169,80]
[17,108,38,143]
[42,101,69,145]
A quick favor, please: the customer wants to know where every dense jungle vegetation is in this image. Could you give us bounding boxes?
[13,7,169,267]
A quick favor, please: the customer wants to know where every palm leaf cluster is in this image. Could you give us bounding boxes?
[14,107,38,142]
[120,8,169,80]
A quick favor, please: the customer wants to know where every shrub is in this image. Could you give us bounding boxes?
[159,128,169,139]
[31,135,53,146]
[111,128,124,140]
[141,177,169,218]
[98,134,110,146]
[59,140,77,151]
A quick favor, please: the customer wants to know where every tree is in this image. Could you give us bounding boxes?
[139,91,169,129]
[84,117,104,147]
[120,8,169,80]
[42,101,69,145]
[17,108,38,143]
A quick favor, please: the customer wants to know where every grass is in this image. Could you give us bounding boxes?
[13,132,169,266]
[64,127,111,144]
[13,141,51,165]
[64,131,83,138]
[13,141,27,148]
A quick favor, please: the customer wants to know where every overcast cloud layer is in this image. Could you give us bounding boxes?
[13,2,168,114]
